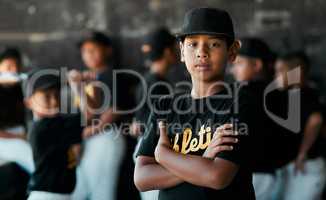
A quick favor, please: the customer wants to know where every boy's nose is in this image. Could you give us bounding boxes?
[196,45,209,59]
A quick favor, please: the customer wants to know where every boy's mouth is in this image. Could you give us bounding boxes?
[195,63,211,71]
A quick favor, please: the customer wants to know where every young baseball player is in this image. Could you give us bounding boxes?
[134,7,257,200]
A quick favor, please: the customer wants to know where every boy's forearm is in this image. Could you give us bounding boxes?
[0,131,26,140]
[155,145,237,190]
[135,161,183,191]
[298,112,322,156]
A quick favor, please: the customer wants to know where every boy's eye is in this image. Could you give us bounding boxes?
[209,42,221,48]
[187,42,197,48]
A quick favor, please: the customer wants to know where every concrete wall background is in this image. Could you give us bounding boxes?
[0,0,325,86]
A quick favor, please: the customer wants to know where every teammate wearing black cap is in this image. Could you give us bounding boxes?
[134,7,257,200]
[131,27,177,200]
[274,52,325,200]
[131,27,177,137]
[232,38,275,83]
[231,37,281,200]
[0,50,29,200]
[70,31,135,200]
[25,70,84,200]
[0,47,23,74]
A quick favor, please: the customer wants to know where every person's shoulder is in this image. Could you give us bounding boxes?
[303,85,320,98]
[151,92,188,119]
[61,113,83,128]
[244,80,269,93]
[154,93,174,111]
[235,84,256,105]
[61,113,81,121]
[29,116,62,141]
[155,91,187,109]
[33,116,52,127]
[96,68,113,86]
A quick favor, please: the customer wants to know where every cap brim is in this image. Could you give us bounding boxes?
[24,81,60,98]
[175,31,233,40]
[35,82,60,91]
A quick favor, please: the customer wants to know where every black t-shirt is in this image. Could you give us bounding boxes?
[135,72,172,124]
[28,114,83,194]
[0,82,25,129]
[137,88,256,200]
[96,67,135,122]
[240,80,285,172]
[300,87,322,159]
[96,68,114,108]
[268,86,322,163]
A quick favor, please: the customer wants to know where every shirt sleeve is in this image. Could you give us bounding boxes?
[136,95,173,157]
[307,88,322,114]
[136,110,160,157]
[215,91,257,166]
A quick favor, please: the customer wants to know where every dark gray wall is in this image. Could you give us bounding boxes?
[0,0,326,84]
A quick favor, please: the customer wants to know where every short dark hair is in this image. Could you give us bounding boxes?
[78,31,112,49]
[0,47,22,66]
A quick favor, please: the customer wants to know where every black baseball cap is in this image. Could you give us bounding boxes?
[0,47,22,65]
[24,69,61,98]
[142,27,176,61]
[238,38,273,62]
[78,31,112,48]
[176,7,235,42]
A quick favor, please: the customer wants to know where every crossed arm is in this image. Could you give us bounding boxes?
[134,123,239,191]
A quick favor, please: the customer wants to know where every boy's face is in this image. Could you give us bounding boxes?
[0,58,20,73]
[274,59,291,88]
[274,59,303,89]
[81,41,111,70]
[180,35,232,83]
[231,55,260,82]
[26,88,60,118]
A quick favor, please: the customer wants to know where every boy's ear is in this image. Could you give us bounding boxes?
[179,42,185,62]
[163,48,171,57]
[253,59,263,73]
[228,40,241,62]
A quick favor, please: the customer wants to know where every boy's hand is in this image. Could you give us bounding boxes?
[294,152,306,175]
[155,121,171,162]
[203,124,238,159]
[71,144,82,164]
[68,70,83,96]
[130,121,142,138]
[68,70,83,84]
[157,121,170,147]
[82,71,97,82]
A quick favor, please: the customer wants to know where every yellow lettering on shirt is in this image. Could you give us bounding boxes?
[172,125,213,154]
